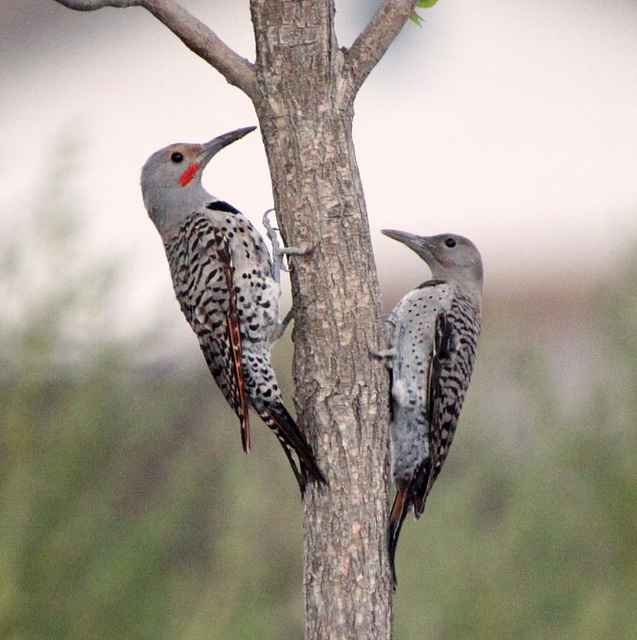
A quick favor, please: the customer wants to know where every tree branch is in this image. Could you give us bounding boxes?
[55,0,142,8]
[342,0,418,101]
[54,0,258,100]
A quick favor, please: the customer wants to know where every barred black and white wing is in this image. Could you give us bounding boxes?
[165,212,251,451]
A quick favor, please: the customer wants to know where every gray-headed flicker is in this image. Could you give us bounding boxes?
[379,230,483,585]
[141,127,326,492]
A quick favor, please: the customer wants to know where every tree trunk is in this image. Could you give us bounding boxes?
[251,2,394,638]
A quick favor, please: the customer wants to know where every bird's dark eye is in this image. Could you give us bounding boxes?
[171,152,184,163]
[445,237,457,248]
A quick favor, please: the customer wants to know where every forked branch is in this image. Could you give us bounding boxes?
[54,0,258,100]
[343,0,419,101]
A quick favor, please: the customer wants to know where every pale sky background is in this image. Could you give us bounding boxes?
[1,0,637,327]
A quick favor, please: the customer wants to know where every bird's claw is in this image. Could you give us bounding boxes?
[263,208,311,280]
[270,307,294,343]
[371,348,397,361]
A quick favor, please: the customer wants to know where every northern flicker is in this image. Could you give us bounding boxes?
[378,230,483,585]
[141,126,326,492]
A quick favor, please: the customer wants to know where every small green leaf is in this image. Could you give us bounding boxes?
[417,0,439,7]
[409,11,424,27]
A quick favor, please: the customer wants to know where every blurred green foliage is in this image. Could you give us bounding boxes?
[0,142,305,640]
[393,266,637,640]
[1,144,636,638]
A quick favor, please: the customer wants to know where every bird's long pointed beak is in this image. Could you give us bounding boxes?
[198,126,257,167]
[381,229,432,261]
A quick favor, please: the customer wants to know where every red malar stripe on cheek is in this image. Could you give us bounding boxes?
[179,162,200,186]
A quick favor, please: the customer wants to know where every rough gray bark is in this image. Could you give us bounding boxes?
[250,4,396,637]
[53,0,420,638]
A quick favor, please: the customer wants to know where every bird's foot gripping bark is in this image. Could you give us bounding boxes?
[262,209,311,282]
[269,307,294,344]
[370,348,397,362]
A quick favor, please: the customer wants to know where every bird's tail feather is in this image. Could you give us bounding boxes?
[261,402,328,493]
[388,487,410,588]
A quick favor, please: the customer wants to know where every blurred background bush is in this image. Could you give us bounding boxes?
[1,140,636,640]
